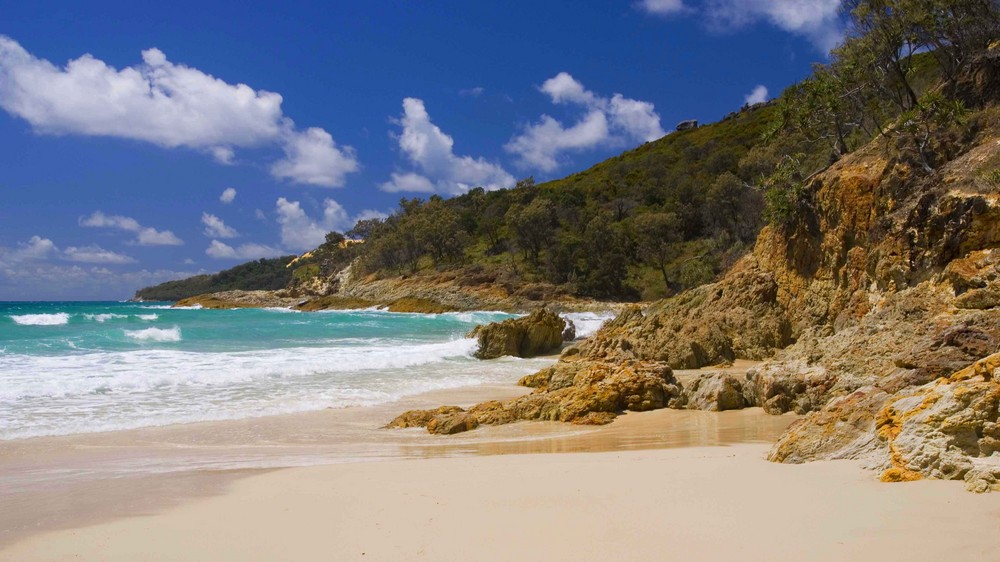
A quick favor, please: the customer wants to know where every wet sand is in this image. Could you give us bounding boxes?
[0,372,793,548]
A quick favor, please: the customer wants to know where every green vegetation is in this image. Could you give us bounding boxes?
[346,103,785,301]
[134,256,296,301]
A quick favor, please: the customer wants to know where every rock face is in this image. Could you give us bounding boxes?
[385,359,682,434]
[770,354,1000,492]
[469,308,567,359]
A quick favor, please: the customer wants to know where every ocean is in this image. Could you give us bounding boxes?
[0,302,611,441]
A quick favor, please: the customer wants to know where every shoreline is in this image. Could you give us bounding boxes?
[0,358,793,548]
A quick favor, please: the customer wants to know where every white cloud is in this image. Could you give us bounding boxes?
[644,0,844,51]
[210,147,236,165]
[384,98,515,194]
[459,86,485,97]
[271,127,359,188]
[0,260,197,300]
[505,73,666,172]
[62,244,136,264]
[205,240,284,260]
[380,172,436,193]
[637,0,687,15]
[744,84,769,105]
[275,197,386,251]
[201,212,239,238]
[79,211,183,246]
[10,235,58,260]
[0,36,360,186]
[0,235,134,265]
[219,187,237,204]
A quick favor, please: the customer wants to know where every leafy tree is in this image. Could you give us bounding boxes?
[633,212,682,290]
[505,198,557,265]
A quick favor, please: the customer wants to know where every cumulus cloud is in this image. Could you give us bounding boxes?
[0,35,360,187]
[201,212,239,238]
[380,172,436,193]
[744,84,769,105]
[704,0,844,51]
[384,98,515,195]
[0,260,196,300]
[9,235,58,261]
[62,244,136,264]
[505,73,666,172]
[204,240,284,260]
[639,0,844,51]
[275,197,386,251]
[219,187,237,204]
[79,211,183,246]
[0,235,135,265]
[271,127,359,188]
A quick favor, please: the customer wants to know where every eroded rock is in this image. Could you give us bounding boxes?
[469,308,566,359]
[386,360,682,434]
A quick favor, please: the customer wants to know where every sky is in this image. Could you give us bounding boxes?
[0,0,845,300]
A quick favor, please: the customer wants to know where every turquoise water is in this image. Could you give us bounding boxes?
[0,302,610,440]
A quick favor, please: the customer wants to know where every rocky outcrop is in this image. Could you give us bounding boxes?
[770,354,1000,492]
[385,359,683,434]
[174,291,299,309]
[468,308,566,359]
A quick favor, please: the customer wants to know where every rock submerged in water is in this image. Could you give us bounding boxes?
[468,308,566,359]
[385,359,683,435]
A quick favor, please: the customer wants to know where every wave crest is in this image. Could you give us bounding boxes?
[124,326,182,342]
[9,313,70,326]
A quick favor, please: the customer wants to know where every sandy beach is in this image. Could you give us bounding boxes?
[4,361,1000,560]
[5,442,1000,561]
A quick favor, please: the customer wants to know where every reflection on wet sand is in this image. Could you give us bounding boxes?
[0,381,796,546]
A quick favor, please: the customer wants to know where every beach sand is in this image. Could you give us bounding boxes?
[3,359,1000,561]
[4,443,1000,561]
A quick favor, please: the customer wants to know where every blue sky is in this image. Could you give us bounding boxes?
[0,0,844,299]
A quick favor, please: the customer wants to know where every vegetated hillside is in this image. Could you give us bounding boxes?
[134,256,296,301]
[290,100,816,303]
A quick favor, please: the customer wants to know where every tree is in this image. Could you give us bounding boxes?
[505,198,557,265]
[633,212,681,290]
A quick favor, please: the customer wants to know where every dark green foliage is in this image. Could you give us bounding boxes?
[134,256,296,301]
[347,103,780,300]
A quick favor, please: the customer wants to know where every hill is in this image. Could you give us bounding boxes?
[134,256,296,301]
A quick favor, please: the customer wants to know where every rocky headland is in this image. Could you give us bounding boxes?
[388,68,1000,490]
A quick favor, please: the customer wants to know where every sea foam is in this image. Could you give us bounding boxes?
[9,313,71,326]
[84,313,128,323]
[124,326,182,342]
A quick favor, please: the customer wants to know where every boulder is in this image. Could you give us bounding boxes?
[684,373,747,411]
[469,308,566,359]
[384,406,465,429]
[386,360,682,435]
[426,411,480,435]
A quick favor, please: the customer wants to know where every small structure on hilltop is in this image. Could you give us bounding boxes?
[676,119,698,131]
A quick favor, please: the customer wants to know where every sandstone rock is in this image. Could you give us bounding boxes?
[386,360,681,434]
[684,373,747,411]
[956,286,1000,310]
[384,406,465,429]
[469,308,566,359]
[771,353,1000,489]
[426,411,479,435]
